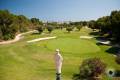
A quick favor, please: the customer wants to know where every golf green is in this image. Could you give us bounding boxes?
[46,38,100,54]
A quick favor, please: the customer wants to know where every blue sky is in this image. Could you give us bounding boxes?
[0,0,120,22]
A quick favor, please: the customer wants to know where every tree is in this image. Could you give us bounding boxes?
[73,58,106,80]
[66,26,73,33]
[0,10,17,40]
[76,25,82,31]
[31,18,42,25]
[36,25,44,34]
[17,15,30,32]
[0,25,3,40]
[82,21,87,26]
[89,10,120,44]
[96,16,111,34]
[62,22,68,28]
[0,10,32,40]
[47,25,53,33]
[31,18,43,30]
[31,18,39,25]
[88,20,97,30]
[47,22,59,29]
[110,10,120,43]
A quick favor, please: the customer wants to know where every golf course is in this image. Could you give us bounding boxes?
[0,27,120,80]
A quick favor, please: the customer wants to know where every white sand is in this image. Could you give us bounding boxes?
[98,40,110,45]
[27,36,57,43]
[80,36,93,39]
[0,30,36,45]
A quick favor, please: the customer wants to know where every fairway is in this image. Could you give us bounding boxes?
[1,1,120,80]
[47,38,100,54]
[0,28,120,80]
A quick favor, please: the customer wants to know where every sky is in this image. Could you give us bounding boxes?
[0,0,120,22]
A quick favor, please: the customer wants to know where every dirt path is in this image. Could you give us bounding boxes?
[0,30,36,45]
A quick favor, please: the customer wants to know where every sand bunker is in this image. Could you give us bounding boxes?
[80,36,93,39]
[97,40,110,45]
[27,36,57,43]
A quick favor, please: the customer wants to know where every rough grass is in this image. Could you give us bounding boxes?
[0,28,120,80]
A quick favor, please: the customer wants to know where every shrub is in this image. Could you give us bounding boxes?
[73,58,106,80]
[3,33,15,40]
[19,25,28,32]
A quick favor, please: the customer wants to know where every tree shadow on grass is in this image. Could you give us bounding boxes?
[95,36,110,41]
[89,31,99,36]
[31,31,44,35]
[106,47,120,55]
[96,43,106,46]
[31,33,40,35]
[95,37,111,46]
[90,31,111,41]
[115,70,120,77]
[72,74,80,80]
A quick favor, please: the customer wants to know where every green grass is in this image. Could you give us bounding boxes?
[47,38,100,54]
[0,28,120,80]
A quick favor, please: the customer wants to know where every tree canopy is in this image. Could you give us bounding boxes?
[88,10,120,44]
[0,10,33,40]
[0,9,120,44]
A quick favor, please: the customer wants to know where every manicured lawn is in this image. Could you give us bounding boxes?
[47,38,100,54]
[0,28,120,80]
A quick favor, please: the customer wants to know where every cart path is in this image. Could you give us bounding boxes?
[0,30,36,45]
